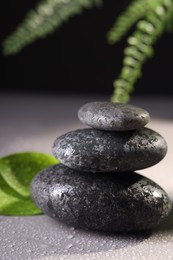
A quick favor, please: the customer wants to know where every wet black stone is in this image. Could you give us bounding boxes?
[30,164,172,232]
[78,102,150,131]
[52,128,167,172]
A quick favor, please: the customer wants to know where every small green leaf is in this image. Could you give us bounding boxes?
[0,152,58,216]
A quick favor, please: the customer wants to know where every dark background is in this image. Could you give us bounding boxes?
[0,0,173,97]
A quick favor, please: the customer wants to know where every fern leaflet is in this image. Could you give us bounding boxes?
[110,0,173,103]
[3,0,102,55]
[107,0,149,44]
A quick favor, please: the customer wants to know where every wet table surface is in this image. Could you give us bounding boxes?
[0,93,173,260]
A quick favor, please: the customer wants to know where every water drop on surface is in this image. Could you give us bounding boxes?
[26,249,32,253]
[66,243,73,249]
[67,234,74,239]
[8,244,15,248]
[70,227,75,231]
[50,250,57,253]
[40,243,50,249]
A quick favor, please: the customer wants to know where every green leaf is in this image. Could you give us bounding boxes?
[0,152,58,216]
[107,0,148,44]
[110,0,173,103]
[3,0,102,55]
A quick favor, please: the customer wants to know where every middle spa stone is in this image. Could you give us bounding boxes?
[52,128,167,172]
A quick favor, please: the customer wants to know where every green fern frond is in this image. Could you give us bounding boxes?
[110,0,173,103]
[107,0,148,44]
[3,0,102,55]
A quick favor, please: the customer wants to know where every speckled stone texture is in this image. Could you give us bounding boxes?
[30,164,172,232]
[78,102,150,131]
[52,128,167,172]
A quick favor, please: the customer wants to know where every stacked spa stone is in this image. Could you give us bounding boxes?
[31,102,172,232]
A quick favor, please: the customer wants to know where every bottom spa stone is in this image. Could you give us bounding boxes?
[30,164,172,232]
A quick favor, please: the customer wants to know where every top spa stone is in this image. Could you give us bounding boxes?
[78,102,150,131]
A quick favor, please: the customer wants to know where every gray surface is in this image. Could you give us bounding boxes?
[0,93,173,260]
[0,215,150,260]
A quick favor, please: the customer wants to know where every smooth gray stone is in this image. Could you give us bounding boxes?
[52,128,167,172]
[78,102,150,131]
[30,164,172,232]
